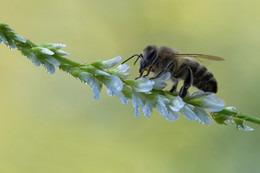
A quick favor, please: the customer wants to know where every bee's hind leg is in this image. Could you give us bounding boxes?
[179,67,193,98]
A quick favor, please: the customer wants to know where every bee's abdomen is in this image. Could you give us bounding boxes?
[178,60,217,93]
[192,64,217,93]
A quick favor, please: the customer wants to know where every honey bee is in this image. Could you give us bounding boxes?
[122,45,224,98]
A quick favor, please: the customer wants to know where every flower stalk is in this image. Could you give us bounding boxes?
[1,23,259,131]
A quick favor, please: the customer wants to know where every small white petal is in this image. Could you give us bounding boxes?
[167,110,179,122]
[115,64,130,78]
[40,48,54,55]
[56,50,70,56]
[169,96,185,112]
[225,107,237,112]
[153,72,171,90]
[106,88,116,96]
[131,94,140,117]
[45,56,60,67]
[13,33,26,43]
[156,95,170,120]
[103,75,123,93]
[100,56,122,69]
[81,72,101,100]
[94,69,111,76]
[201,93,225,112]
[52,43,66,49]
[191,91,209,98]
[133,78,154,92]
[95,69,123,94]
[131,92,146,117]
[117,91,128,105]
[44,61,55,74]
[193,107,211,125]
[26,52,41,67]
[142,100,153,118]
[181,104,196,120]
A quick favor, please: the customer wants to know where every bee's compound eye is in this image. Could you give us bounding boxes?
[147,50,157,60]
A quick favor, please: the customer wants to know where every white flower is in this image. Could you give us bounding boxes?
[39,47,54,55]
[191,91,225,112]
[114,64,130,78]
[180,102,211,125]
[116,91,129,105]
[43,60,55,75]
[141,94,156,118]
[51,43,66,49]
[167,109,179,122]
[107,88,129,105]
[225,107,237,112]
[156,94,170,120]
[193,107,211,125]
[100,56,122,69]
[181,104,197,120]
[152,72,171,90]
[168,96,185,112]
[132,78,154,92]
[81,72,101,100]
[131,92,145,117]
[56,50,70,56]
[94,69,123,94]
[200,94,225,112]
[142,100,153,118]
[25,52,41,67]
[45,56,60,67]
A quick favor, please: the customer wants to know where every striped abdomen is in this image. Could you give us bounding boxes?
[179,60,217,93]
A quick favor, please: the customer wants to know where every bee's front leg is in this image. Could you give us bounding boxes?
[143,66,152,77]
[135,71,144,80]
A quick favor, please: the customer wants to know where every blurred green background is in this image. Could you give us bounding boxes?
[0,0,260,172]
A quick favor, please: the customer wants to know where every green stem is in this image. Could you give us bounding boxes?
[216,108,260,125]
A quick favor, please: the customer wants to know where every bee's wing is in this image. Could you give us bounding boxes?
[173,54,224,61]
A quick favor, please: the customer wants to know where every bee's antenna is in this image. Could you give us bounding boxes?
[121,54,139,64]
[134,54,142,65]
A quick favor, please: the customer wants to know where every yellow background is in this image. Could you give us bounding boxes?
[0,0,259,172]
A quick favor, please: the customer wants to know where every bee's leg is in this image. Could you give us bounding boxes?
[169,79,179,93]
[143,66,152,77]
[135,71,144,80]
[179,67,193,98]
[143,57,158,77]
[150,61,173,80]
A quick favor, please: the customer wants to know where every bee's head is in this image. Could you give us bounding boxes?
[139,45,158,73]
[121,45,158,73]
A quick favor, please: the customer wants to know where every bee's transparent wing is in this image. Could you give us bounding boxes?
[174,54,224,61]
